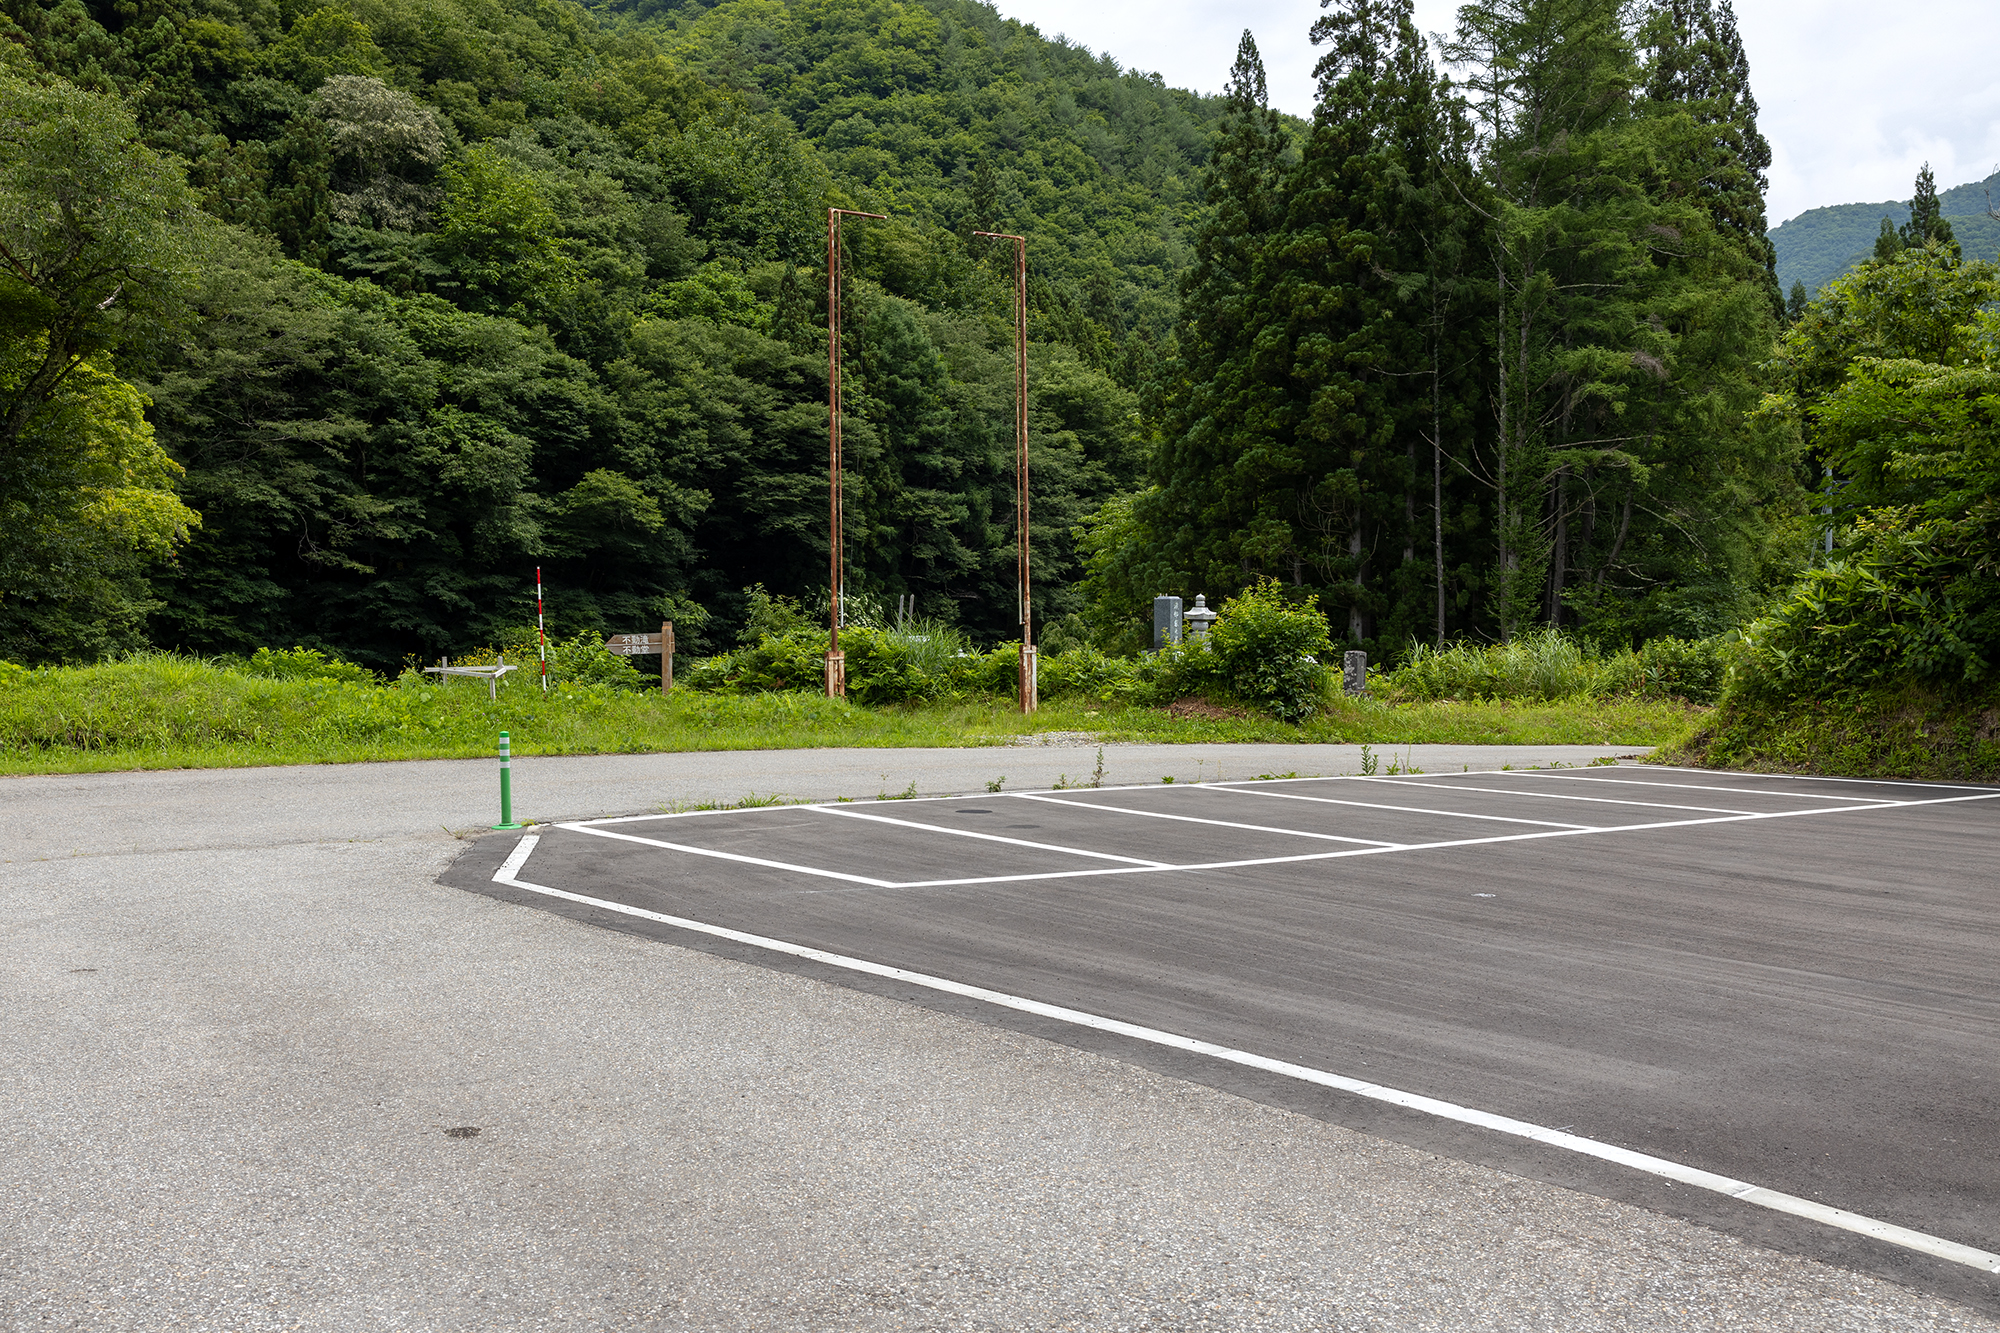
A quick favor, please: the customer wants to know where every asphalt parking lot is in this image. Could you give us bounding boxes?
[445,764,2000,1314]
[7,747,1998,1329]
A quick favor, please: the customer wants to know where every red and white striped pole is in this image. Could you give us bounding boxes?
[536,567,548,696]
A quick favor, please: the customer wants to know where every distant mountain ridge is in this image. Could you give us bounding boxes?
[1771,170,2000,295]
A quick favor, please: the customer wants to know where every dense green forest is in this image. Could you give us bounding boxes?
[1,0,1991,726]
[1091,0,1797,658]
[0,0,1226,666]
[1771,168,2000,297]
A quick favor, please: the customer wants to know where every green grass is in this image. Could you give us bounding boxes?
[0,653,1698,776]
[1665,684,2000,781]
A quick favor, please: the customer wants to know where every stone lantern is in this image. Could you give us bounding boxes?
[1183,594,1218,641]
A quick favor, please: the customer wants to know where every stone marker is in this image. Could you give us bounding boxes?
[1343,649,1368,696]
[1152,595,1183,653]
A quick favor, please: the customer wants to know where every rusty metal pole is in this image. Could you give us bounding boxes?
[826,207,886,699]
[973,230,1034,713]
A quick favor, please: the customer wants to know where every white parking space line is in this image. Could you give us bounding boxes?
[809,804,1174,867]
[1642,765,2000,793]
[1351,777,1768,816]
[558,789,2000,892]
[490,833,2000,1278]
[1201,784,1596,830]
[1011,793,1406,847]
[1502,772,1895,802]
[551,822,901,888]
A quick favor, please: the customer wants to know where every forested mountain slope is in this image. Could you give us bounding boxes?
[0,0,1235,666]
[1772,169,2000,295]
[0,0,1822,676]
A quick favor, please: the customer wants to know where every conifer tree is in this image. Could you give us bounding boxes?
[1785,280,1809,324]
[1641,0,1780,315]
[1146,5,1483,654]
[1143,32,1292,595]
[1874,215,1905,262]
[1443,0,1639,634]
[1282,0,1483,647]
[1899,163,1961,260]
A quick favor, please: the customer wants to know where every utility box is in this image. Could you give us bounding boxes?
[1152,596,1183,653]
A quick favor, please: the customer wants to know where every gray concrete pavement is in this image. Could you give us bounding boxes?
[0,742,1643,863]
[5,750,1994,1331]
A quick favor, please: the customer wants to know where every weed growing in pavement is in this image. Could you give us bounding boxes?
[655,791,797,813]
[1360,744,1379,776]
[986,776,1006,793]
[1160,775,1175,783]
[875,779,920,800]
[1090,747,1106,788]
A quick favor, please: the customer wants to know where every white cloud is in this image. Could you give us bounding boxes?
[985,0,2000,225]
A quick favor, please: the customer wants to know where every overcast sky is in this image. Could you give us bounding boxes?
[991,0,2000,225]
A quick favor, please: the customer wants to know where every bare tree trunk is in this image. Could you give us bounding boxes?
[1347,527,1365,643]
[1598,489,1633,584]
[1546,466,1567,626]
[1433,342,1446,647]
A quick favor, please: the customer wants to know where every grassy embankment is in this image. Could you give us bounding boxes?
[0,652,1694,776]
[1664,686,2000,781]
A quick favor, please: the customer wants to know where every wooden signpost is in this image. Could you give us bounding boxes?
[605,621,675,695]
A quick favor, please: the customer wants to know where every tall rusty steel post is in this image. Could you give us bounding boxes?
[973,230,1035,713]
[825,207,886,698]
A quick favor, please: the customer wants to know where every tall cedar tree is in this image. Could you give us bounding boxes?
[1444,0,1638,635]
[1384,9,1490,647]
[1899,164,1961,260]
[1142,32,1292,603]
[1641,0,1780,316]
[1443,0,1781,639]
[1148,10,1482,654]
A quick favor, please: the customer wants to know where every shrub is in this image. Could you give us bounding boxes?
[1202,578,1334,722]
[699,626,937,705]
[1393,630,1591,702]
[1391,630,1727,705]
[241,646,375,684]
[738,584,812,644]
[1039,645,1142,702]
[1728,520,1998,707]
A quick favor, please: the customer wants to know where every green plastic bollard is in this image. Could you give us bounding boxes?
[493,730,523,830]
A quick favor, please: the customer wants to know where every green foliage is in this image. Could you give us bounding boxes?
[437,142,576,316]
[684,577,1340,721]
[0,0,1221,667]
[1671,684,2000,781]
[737,584,812,643]
[0,357,200,662]
[1741,239,2000,709]
[1199,578,1335,721]
[1389,628,1727,704]
[242,645,374,682]
[0,648,1693,774]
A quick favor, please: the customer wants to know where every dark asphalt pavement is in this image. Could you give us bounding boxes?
[442,764,2000,1313]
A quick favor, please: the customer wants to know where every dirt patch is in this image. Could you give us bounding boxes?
[1167,696,1253,722]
